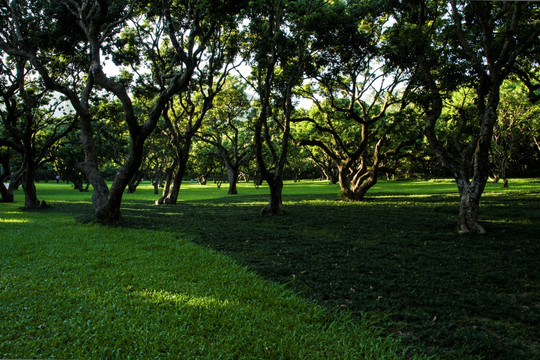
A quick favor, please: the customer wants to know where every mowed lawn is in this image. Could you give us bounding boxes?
[1,178,539,359]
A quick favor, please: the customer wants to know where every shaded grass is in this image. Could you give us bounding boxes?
[3,178,540,359]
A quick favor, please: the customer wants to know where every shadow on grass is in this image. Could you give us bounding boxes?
[47,192,540,360]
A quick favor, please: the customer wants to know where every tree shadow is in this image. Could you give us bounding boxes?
[46,191,540,360]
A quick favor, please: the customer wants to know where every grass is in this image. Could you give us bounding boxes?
[2,178,540,359]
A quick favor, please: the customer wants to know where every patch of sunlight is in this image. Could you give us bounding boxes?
[0,218,29,224]
[137,289,235,309]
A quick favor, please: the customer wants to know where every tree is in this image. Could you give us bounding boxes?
[292,1,415,201]
[385,0,540,233]
[1,0,244,223]
[0,54,76,208]
[198,76,252,194]
[245,0,316,214]
[491,78,540,182]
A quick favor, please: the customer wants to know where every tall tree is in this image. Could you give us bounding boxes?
[385,0,540,233]
[245,0,317,214]
[292,0,414,201]
[154,20,238,205]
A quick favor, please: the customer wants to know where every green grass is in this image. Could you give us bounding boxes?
[1,184,423,360]
[2,178,540,359]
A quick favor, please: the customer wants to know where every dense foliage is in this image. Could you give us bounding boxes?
[0,2,538,219]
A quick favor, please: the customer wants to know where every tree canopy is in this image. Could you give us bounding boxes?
[0,0,538,232]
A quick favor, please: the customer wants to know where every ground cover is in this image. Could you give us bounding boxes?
[0,187,423,359]
[2,178,539,359]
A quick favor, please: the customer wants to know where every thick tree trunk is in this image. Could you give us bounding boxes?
[93,136,147,223]
[21,160,40,209]
[260,178,284,215]
[338,168,378,201]
[456,177,486,234]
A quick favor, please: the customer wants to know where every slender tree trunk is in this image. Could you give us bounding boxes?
[162,154,189,205]
[155,163,175,205]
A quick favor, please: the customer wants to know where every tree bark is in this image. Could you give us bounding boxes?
[21,159,40,209]
[456,177,486,234]
[161,153,189,205]
[226,164,239,195]
[260,178,284,215]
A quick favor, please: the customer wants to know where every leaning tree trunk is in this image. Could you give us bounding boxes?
[93,135,147,223]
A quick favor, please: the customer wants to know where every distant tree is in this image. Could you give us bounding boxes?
[199,76,253,194]
[491,78,540,182]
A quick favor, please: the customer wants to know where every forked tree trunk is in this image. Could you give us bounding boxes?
[337,165,378,201]
[161,155,189,205]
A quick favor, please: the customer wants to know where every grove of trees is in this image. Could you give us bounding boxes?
[1,0,539,232]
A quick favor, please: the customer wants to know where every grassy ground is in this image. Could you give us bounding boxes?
[2,178,539,359]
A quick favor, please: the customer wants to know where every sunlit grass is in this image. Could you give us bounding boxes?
[0,197,421,360]
[2,178,539,359]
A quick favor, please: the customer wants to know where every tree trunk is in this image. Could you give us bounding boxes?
[0,181,13,202]
[260,178,284,215]
[338,167,378,201]
[456,177,486,234]
[21,160,40,209]
[226,165,239,195]
[155,164,174,205]
[161,155,188,205]
[93,135,147,223]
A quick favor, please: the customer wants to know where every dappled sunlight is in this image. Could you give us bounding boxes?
[136,289,236,310]
[0,217,29,224]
